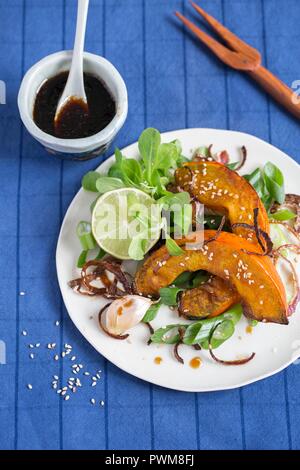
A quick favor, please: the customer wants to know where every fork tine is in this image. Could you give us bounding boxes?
[175,11,256,71]
[190,1,260,63]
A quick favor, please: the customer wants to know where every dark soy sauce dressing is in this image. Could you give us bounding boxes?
[33,71,116,139]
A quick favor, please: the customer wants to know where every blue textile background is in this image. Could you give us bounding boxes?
[0,0,300,450]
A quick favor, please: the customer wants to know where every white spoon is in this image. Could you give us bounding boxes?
[55,0,89,124]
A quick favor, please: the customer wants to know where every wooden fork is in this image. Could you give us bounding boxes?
[176,2,300,119]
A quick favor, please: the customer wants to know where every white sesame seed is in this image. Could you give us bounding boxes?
[84,372,90,376]
[22,330,27,336]
[29,353,34,359]
[100,401,105,406]
[61,352,66,358]
[53,375,59,380]
[54,355,59,361]
[29,344,34,349]
[27,384,33,390]
[92,376,97,381]
[71,356,76,361]
[260,300,264,305]
[51,343,56,348]
[55,321,60,326]
[64,395,70,401]
[19,291,26,296]
[35,343,40,348]
[92,382,97,387]
[90,398,96,405]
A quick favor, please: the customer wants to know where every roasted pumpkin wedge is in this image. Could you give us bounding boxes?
[135,231,288,324]
[175,161,270,238]
[179,276,240,319]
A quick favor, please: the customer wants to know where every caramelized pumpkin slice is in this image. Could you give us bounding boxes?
[179,276,240,319]
[135,231,288,324]
[175,161,269,238]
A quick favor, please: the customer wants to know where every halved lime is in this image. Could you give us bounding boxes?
[91,188,162,260]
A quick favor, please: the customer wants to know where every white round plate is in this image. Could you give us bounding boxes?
[56,129,300,392]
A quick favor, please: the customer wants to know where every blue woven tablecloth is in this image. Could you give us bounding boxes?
[1,0,300,450]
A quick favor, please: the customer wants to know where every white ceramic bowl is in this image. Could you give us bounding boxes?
[18,51,128,160]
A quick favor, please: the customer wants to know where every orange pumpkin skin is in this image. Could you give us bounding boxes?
[175,161,270,238]
[135,231,288,324]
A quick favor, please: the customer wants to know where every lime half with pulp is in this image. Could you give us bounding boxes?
[91,188,162,260]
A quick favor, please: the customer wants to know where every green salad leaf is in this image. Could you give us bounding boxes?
[172,270,210,289]
[159,287,184,306]
[270,208,296,221]
[95,176,125,193]
[263,162,285,204]
[150,304,242,349]
[142,301,162,322]
[244,161,285,211]
[82,171,101,192]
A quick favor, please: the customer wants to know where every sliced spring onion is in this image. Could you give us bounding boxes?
[76,221,97,251]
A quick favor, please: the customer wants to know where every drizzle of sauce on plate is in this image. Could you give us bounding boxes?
[189,357,202,369]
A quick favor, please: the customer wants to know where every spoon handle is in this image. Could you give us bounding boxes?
[59,0,89,106]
